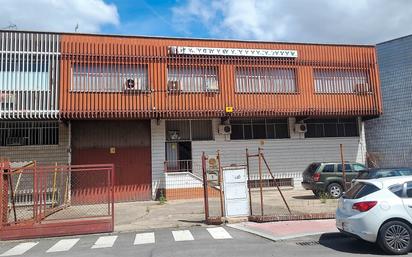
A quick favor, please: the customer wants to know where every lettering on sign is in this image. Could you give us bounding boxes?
[169,46,298,58]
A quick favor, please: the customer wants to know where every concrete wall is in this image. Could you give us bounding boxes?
[192,118,365,184]
[365,35,412,167]
[0,121,70,165]
[152,118,366,195]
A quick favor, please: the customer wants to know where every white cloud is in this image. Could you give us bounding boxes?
[172,0,412,44]
[0,0,119,33]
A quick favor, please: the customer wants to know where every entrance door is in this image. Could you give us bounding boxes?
[71,121,152,202]
[165,141,192,172]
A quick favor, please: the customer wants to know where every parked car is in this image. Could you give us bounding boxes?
[336,176,412,255]
[356,168,412,180]
[301,162,366,198]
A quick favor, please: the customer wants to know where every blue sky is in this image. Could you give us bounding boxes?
[101,0,190,37]
[0,0,412,44]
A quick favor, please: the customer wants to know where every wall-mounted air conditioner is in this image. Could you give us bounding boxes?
[0,93,15,110]
[168,80,182,92]
[295,123,307,133]
[124,78,143,91]
[218,124,232,135]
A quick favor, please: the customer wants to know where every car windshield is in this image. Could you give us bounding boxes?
[344,182,380,199]
[356,168,412,179]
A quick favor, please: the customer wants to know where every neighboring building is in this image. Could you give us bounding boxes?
[365,35,412,168]
[1,30,382,201]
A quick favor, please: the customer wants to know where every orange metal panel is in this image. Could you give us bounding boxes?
[59,34,382,119]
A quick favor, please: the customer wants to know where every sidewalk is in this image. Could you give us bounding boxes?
[228,219,338,241]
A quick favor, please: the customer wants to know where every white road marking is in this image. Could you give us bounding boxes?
[207,227,233,239]
[172,230,194,241]
[46,238,80,253]
[91,235,118,249]
[0,242,38,256]
[133,232,155,245]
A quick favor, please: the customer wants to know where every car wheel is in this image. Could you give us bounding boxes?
[378,220,412,255]
[327,183,343,198]
[312,190,320,197]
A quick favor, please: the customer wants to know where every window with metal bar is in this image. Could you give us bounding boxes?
[314,69,370,93]
[0,56,50,91]
[230,119,289,140]
[71,64,149,92]
[167,66,219,93]
[235,67,296,93]
[165,120,213,141]
[305,118,359,138]
[0,121,59,146]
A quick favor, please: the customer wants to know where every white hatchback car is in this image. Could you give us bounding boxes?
[336,176,412,255]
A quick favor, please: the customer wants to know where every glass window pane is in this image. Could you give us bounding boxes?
[231,124,243,140]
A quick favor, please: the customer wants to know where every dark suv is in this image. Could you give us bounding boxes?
[301,162,366,198]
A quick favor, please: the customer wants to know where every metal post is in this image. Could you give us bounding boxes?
[246,148,253,216]
[217,150,224,218]
[261,153,291,214]
[201,152,209,222]
[340,144,347,191]
[258,148,264,216]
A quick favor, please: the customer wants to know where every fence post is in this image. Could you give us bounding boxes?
[340,144,347,191]
[217,150,224,218]
[201,152,209,222]
[258,147,264,216]
[246,148,253,216]
[0,162,9,226]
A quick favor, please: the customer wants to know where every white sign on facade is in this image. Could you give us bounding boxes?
[169,46,298,58]
[223,166,250,217]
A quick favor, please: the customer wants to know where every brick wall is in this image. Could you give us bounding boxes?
[0,121,70,165]
[365,35,412,167]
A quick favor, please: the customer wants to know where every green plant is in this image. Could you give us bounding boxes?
[319,192,330,204]
[158,192,167,205]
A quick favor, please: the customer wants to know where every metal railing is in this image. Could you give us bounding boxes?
[164,160,193,173]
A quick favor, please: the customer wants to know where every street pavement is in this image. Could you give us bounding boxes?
[0,225,408,257]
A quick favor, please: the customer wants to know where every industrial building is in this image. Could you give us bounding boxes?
[365,34,412,167]
[0,30,382,201]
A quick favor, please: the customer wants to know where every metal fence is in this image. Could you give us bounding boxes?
[246,148,337,222]
[0,162,114,240]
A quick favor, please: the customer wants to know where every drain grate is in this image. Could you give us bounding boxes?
[296,241,320,246]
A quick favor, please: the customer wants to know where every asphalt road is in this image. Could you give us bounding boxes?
[0,226,408,257]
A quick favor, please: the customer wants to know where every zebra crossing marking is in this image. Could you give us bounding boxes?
[207,227,232,239]
[134,232,155,245]
[91,235,118,249]
[0,242,38,256]
[172,230,194,241]
[46,238,80,253]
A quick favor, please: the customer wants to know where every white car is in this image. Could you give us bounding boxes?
[336,176,412,255]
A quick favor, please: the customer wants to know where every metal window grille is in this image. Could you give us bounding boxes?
[230,119,289,140]
[314,69,370,93]
[0,121,59,146]
[0,31,60,119]
[167,66,218,93]
[71,64,149,92]
[305,118,359,138]
[165,120,213,141]
[235,67,296,93]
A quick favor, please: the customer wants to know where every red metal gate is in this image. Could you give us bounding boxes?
[0,162,114,240]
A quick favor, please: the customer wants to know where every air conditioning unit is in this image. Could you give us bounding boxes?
[168,80,182,92]
[354,83,369,94]
[0,93,15,110]
[295,123,307,133]
[205,78,219,91]
[124,78,144,91]
[218,124,232,135]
